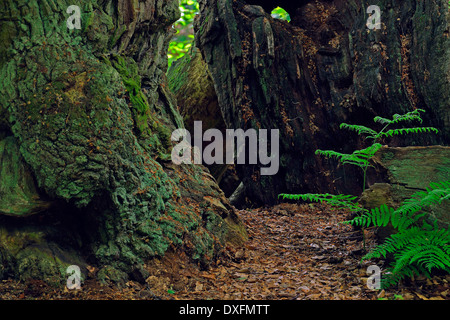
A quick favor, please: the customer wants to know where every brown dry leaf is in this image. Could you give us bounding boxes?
[415,293,429,300]
[201,273,216,280]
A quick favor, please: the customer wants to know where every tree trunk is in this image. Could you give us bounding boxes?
[194,0,449,205]
[167,47,241,197]
[0,0,246,285]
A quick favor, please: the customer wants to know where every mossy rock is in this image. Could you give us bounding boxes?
[371,146,450,229]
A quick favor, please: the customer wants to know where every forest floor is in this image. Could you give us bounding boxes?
[0,203,449,300]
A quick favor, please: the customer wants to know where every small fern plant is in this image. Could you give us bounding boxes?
[278,193,361,212]
[316,109,438,191]
[345,180,450,288]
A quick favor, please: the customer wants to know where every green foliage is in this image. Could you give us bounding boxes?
[278,193,361,212]
[168,0,198,67]
[345,180,450,288]
[316,109,438,191]
[271,7,290,21]
[395,180,450,216]
[315,143,382,173]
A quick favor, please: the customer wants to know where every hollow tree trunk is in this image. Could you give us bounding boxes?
[0,0,246,285]
[194,0,449,205]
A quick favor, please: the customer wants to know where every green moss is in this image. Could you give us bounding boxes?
[167,55,190,94]
[0,21,16,66]
[111,54,173,157]
[382,151,395,161]
[0,225,86,286]
[0,0,247,285]
[97,265,128,286]
[0,137,51,216]
[0,227,45,257]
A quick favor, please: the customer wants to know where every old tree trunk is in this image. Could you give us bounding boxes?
[0,0,246,284]
[193,0,449,205]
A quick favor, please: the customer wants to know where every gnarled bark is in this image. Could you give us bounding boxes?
[0,0,246,285]
[194,0,449,205]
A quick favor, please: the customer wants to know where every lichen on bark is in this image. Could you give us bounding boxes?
[0,0,246,285]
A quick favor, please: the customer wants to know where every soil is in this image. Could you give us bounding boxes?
[0,203,448,300]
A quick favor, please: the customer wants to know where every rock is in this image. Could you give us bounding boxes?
[359,183,397,242]
[0,137,51,216]
[359,183,396,210]
[363,146,450,238]
[371,146,450,195]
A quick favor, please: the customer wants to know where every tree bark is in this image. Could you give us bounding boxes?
[194,0,449,205]
[0,0,246,284]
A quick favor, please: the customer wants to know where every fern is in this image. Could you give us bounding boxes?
[379,127,439,138]
[278,193,361,212]
[345,180,450,288]
[376,228,450,288]
[395,180,450,216]
[316,143,382,168]
[374,109,424,126]
[280,109,444,288]
[317,109,437,191]
[346,204,393,228]
[339,123,377,138]
[345,203,427,231]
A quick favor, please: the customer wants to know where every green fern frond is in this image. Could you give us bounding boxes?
[388,230,450,276]
[390,109,425,124]
[345,204,393,228]
[315,143,382,169]
[277,193,361,212]
[346,180,450,288]
[379,127,439,138]
[373,116,392,125]
[373,109,425,127]
[362,227,418,259]
[351,143,382,160]
[395,180,450,216]
[339,123,378,137]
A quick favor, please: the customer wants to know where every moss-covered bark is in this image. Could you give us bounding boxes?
[0,136,51,216]
[167,47,239,189]
[0,0,246,285]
